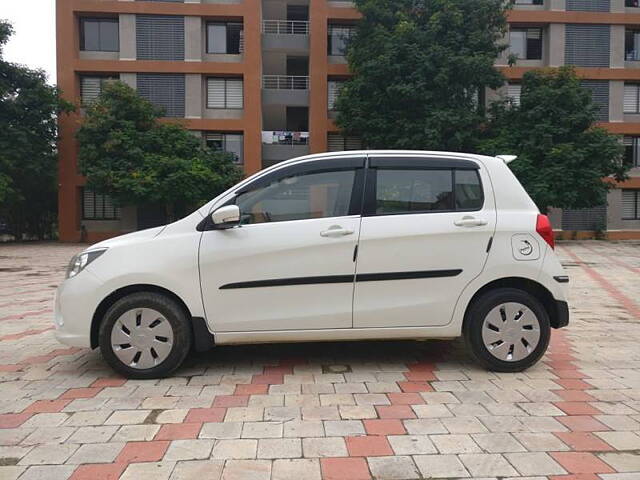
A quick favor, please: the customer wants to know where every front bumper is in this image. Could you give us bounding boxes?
[54,269,103,349]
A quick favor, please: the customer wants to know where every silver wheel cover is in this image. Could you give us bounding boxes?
[481,302,541,362]
[110,308,174,369]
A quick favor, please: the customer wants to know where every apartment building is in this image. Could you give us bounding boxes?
[56,0,640,242]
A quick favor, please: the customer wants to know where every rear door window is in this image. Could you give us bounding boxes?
[367,160,484,216]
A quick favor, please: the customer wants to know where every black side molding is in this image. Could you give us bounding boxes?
[220,269,463,290]
[191,317,215,352]
[554,276,570,283]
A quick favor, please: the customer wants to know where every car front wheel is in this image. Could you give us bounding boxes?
[464,288,551,372]
[99,292,192,379]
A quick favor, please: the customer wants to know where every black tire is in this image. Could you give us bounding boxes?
[464,287,551,373]
[99,292,192,379]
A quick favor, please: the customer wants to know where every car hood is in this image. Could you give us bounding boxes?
[88,225,166,251]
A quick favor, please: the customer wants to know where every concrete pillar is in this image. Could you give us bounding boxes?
[120,73,137,89]
[185,74,203,119]
[607,189,623,230]
[611,0,626,13]
[119,14,136,61]
[548,23,565,67]
[549,0,565,11]
[610,80,625,123]
[185,16,202,62]
[610,25,625,69]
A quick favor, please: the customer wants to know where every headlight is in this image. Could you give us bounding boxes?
[66,248,108,279]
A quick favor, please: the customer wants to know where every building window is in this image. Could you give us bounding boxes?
[626,29,640,61]
[512,0,543,4]
[624,83,640,113]
[626,0,639,7]
[327,133,362,151]
[509,27,543,60]
[137,74,186,118]
[328,80,344,111]
[80,18,119,52]
[622,190,640,219]
[207,78,243,109]
[206,133,243,164]
[328,25,355,56]
[624,137,640,168]
[207,22,244,54]
[80,76,118,106]
[82,189,120,220]
[507,83,522,106]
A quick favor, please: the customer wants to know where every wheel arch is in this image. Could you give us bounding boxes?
[90,284,213,350]
[462,277,563,332]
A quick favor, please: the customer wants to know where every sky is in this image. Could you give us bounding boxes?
[2,1,57,84]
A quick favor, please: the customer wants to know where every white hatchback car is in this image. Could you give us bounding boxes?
[55,151,569,379]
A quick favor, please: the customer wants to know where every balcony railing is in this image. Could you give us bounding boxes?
[262,75,309,90]
[262,131,309,145]
[262,20,309,35]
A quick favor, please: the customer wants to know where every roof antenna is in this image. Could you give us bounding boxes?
[497,155,517,164]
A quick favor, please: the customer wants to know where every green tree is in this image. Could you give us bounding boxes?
[480,67,626,212]
[0,20,73,239]
[77,81,243,221]
[335,0,509,151]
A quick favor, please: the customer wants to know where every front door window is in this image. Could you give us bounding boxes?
[235,169,357,225]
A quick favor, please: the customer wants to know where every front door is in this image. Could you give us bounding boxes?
[199,157,364,332]
[353,155,496,328]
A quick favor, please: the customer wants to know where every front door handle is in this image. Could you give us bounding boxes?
[454,216,488,228]
[320,225,355,238]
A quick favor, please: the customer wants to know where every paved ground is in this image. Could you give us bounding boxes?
[0,242,639,480]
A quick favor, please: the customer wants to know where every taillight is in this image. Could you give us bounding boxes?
[536,214,555,250]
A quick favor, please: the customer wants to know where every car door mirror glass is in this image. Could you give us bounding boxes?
[211,205,241,229]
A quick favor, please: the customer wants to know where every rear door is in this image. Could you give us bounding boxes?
[353,155,496,328]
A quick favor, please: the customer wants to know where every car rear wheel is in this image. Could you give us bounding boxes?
[464,287,550,372]
[99,292,192,379]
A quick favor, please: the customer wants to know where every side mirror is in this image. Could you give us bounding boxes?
[211,205,241,229]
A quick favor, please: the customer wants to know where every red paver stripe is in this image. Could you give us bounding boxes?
[59,387,103,399]
[154,422,202,440]
[91,378,126,388]
[554,432,614,452]
[559,246,640,319]
[23,399,72,414]
[0,327,53,341]
[0,413,32,429]
[345,436,393,457]
[579,242,640,275]
[184,407,226,423]
[550,452,615,474]
[212,395,249,407]
[0,307,52,322]
[321,457,372,480]
[115,441,169,464]
[363,419,406,436]
[70,463,127,480]
[553,402,602,416]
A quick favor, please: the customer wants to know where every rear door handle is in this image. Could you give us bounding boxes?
[320,225,355,238]
[454,216,488,228]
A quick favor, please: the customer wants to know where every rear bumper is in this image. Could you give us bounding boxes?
[553,300,570,329]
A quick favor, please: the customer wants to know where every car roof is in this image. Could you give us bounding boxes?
[273,150,501,168]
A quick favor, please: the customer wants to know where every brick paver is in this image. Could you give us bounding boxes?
[1,241,640,478]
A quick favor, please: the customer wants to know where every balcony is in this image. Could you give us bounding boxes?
[262,20,310,52]
[262,75,310,106]
[262,130,310,166]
